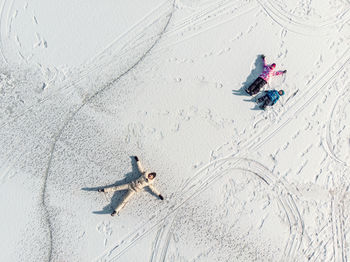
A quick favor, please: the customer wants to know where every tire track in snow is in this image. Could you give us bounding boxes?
[300,64,350,261]
[148,45,350,261]
[317,62,350,261]
[0,0,9,64]
[156,4,258,51]
[305,193,349,262]
[249,48,350,153]
[98,42,350,262]
[0,0,254,132]
[304,223,331,261]
[258,0,350,36]
[86,0,171,64]
[149,216,175,262]
[325,83,350,168]
[0,0,173,129]
[97,158,303,262]
[102,4,350,261]
[40,2,175,261]
[5,0,15,38]
[191,159,304,261]
[0,0,254,131]
[172,48,350,201]
[2,1,348,260]
[163,0,255,38]
[0,0,16,63]
[100,0,256,58]
[330,192,347,262]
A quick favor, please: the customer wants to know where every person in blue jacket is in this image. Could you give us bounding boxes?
[256,89,284,110]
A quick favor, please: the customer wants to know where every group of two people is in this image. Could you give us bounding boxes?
[246,55,286,110]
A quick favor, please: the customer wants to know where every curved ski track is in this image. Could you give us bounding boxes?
[0,0,174,129]
[149,158,304,262]
[2,0,350,261]
[325,84,350,168]
[258,0,350,36]
[40,1,175,261]
[96,158,303,262]
[96,43,350,262]
[0,0,10,64]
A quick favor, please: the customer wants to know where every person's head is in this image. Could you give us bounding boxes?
[278,90,285,96]
[148,172,157,180]
[271,63,276,69]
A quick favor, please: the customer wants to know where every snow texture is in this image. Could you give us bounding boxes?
[0,0,350,261]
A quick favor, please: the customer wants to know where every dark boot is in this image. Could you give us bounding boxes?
[259,99,270,110]
[246,85,254,95]
[251,78,267,95]
[111,211,117,216]
[246,78,260,95]
[256,96,265,103]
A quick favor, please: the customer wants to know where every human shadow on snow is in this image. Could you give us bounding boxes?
[82,156,141,215]
[232,54,264,96]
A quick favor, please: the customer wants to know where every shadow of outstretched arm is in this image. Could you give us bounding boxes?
[144,186,160,199]
[83,155,143,215]
[81,183,120,192]
[81,186,105,192]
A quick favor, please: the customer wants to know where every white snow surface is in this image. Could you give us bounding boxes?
[0,0,350,261]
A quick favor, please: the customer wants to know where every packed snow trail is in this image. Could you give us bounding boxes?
[40,2,175,261]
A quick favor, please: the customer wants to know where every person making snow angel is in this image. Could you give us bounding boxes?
[246,55,287,96]
[256,89,285,110]
[98,156,164,216]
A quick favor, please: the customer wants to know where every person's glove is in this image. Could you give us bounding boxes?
[159,194,164,200]
[134,156,139,161]
[283,70,287,73]
[261,54,265,59]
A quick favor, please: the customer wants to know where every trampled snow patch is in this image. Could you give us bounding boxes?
[0,0,350,261]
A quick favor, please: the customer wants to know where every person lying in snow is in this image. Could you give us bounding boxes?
[246,55,287,96]
[256,89,285,110]
[98,156,164,216]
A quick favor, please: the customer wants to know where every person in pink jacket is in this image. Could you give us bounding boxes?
[98,156,164,216]
[246,55,287,95]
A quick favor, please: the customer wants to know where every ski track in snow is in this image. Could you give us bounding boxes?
[258,0,350,36]
[0,0,9,64]
[0,0,263,134]
[1,0,350,261]
[150,159,303,262]
[325,88,350,168]
[40,2,175,261]
[97,157,304,262]
[94,2,350,259]
[0,0,174,130]
[98,53,350,261]
[91,1,350,260]
[1,0,348,130]
[0,0,256,130]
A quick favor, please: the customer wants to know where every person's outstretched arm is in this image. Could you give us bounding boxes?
[134,156,144,173]
[273,70,287,76]
[148,184,164,200]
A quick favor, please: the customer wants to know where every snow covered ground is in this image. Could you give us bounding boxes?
[0,0,350,261]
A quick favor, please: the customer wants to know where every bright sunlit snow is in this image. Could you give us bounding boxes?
[0,0,350,261]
